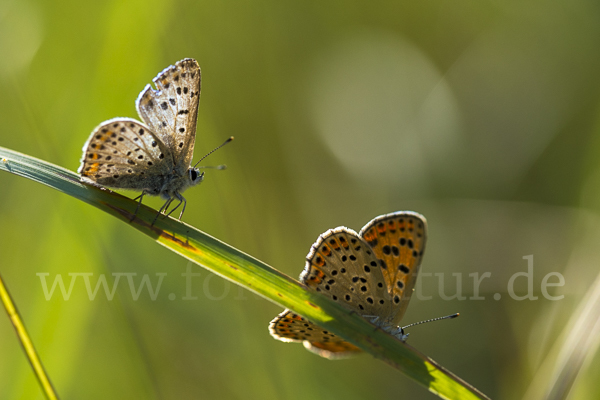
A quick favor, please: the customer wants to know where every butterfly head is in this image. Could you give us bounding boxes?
[188,168,205,187]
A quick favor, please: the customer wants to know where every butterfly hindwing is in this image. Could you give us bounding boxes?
[269,310,360,359]
[78,118,173,191]
[136,58,200,176]
[301,228,390,318]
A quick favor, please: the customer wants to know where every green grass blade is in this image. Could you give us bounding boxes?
[0,272,59,400]
[0,146,490,400]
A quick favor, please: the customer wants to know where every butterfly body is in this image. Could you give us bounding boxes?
[78,58,206,219]
[270,211,426,358]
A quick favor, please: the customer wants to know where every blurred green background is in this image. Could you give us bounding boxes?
[2,0,600,399]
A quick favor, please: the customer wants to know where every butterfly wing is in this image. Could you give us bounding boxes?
[269,310,361,359]
[78,118,172,192]
[268,212,427,358]
[359,211,427,325]
[269,227,390,358]
[136,58,200,176]
[301,227,390,317]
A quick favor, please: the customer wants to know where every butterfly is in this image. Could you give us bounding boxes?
[269,211,427,359]
[78,58,231,222]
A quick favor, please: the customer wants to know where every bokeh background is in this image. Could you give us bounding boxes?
[1,0,600,399]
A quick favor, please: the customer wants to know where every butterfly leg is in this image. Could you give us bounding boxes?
[160,197,175,215]
[363,315,390,336]
[131,191,147,222]
[178,195,187,220]
[364,315,379,323]
[151,197,174,226]
[165,193,186,220]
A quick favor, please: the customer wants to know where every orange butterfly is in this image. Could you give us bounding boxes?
[269,211,427,359]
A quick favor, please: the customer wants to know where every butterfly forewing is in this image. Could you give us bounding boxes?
[78,118,172,190]
[136,58,200,175]
[359,212,427,325]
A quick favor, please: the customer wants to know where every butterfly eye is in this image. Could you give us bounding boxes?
[189,168,204,183]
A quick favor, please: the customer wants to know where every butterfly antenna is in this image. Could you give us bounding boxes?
[193,136,234,169]
[195,165,228,170]
[401,313,459,331]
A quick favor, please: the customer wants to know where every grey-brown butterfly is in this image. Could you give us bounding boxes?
[78,58,232,222]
